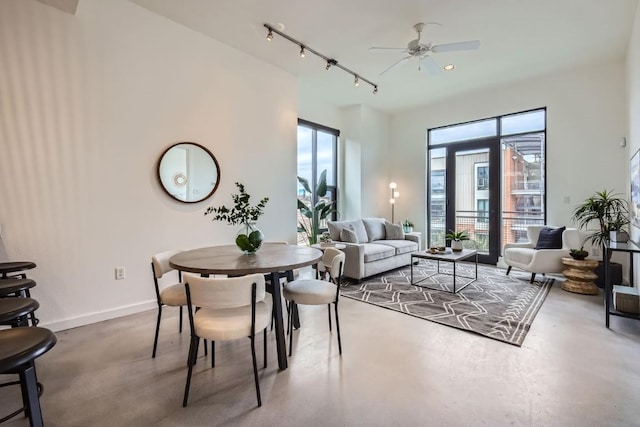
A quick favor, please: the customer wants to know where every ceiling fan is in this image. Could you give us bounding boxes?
[369,22,480,76]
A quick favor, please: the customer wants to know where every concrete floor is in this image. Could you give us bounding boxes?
[2,272,640,427]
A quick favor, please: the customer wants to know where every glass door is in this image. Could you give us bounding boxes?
[428,140,501,264]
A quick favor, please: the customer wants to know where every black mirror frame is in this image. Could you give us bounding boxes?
[157,142,221,204]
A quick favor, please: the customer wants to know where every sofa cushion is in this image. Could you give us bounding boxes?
[384,222,405,240]
[535,226,565,249]
[374,239,417,255]
[340,226,359,243]
[363,243,396,263]
[328,220,368,243]
[362,218,387,241]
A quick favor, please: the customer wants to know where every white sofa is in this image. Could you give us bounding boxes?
[503,225,581,283]
[327,218,421,281]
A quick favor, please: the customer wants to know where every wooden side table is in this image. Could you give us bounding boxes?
[561,257,599,295]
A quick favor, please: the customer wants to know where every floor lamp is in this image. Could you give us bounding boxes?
[389,182,399,223]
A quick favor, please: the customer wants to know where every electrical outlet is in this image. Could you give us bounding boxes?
[115,267,126,280]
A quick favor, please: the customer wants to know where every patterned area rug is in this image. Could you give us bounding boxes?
[340,262,553,346]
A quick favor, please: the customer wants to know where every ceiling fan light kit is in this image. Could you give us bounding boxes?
[264,23,378,94]
[370,22,480,76]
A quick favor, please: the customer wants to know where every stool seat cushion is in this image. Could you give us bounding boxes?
[283,279,336,305]
[0,298,39,323]
[0,278,36,296]
[0,327,56,372]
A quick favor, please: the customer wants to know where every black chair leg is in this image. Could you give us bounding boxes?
[530,273,536,284]
[334,303,342,355]
[506,266,512,275]
[183,337,200,407]
[263,328,267,368]
[152,306,162,358]
[211,341,215,368]
[179,306,183,333]
[250,334,262,407]
[288,302,294,356]
[327,304,332,331]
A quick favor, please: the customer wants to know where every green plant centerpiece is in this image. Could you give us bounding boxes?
[297,169,337,245]
[571,189,629,251]
[402,219,414,233]
[446,229,469,252]
[205,182,269,254]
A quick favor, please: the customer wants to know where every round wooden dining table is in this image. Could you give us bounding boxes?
[169,243,322,370]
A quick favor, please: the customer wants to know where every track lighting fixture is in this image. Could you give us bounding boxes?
[325,59,337,71]
[264,23,378,94]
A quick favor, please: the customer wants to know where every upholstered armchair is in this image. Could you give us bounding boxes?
[503,225,581,283]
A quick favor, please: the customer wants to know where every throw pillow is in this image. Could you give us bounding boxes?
[534,226,566,249]
[384,221,405,240]
[340,226,359,244]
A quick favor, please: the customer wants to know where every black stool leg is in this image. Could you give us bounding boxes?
[20,363,43,427]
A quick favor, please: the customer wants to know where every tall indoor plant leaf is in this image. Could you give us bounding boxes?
[297,169,336,245]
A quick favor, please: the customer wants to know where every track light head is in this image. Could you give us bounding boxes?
[266,29,273,41]
[373,86,378,94]
[354,76,360,87]
[326,59,337,71]
[299,45,305,58]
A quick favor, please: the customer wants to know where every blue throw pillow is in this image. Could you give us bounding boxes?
[534,226,565,250]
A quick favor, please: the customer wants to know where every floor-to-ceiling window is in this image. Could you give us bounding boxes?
[427,108,546,264]
[297,119,339,244]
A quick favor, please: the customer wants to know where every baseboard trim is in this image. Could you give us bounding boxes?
[41,300,157,332]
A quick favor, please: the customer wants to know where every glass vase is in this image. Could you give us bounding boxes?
[235,222,264,255]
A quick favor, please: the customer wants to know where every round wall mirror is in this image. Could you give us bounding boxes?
[157,142,220,203]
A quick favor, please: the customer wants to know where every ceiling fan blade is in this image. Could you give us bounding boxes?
[369,47,408,51]
[421,55,442,75]
[379,56,411,76]
[431,40,480,53]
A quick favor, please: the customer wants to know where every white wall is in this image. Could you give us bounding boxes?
[389,61,629,245]
[0,0,298,330]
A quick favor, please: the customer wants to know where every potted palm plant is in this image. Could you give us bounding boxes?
[571,189,628,287]
[446,229,469,252]
[571,189,629,249]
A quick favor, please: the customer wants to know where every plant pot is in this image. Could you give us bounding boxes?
[609,231,629,243]
[570,252,588,260]
[235,222,264,254]
[403,226,413,233]
[450,240,463,252]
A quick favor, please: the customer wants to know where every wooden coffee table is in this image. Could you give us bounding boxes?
[561,257,599,295]
[411,249,478,293]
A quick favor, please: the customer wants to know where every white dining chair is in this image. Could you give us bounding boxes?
[182,273,272,407]
[283,247,345,356]
[150,249,187,358]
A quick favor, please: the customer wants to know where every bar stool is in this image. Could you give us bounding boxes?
[0,297,40,327]
[0,327,57,427]
[0,278,38,326]
[0,261,36,279]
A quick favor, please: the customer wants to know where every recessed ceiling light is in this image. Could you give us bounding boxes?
[443,64,455,71]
